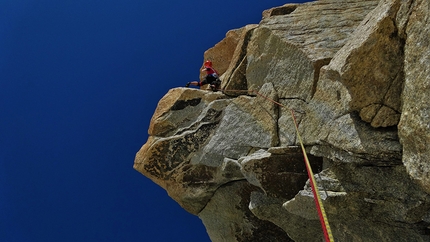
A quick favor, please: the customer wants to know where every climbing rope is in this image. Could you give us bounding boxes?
[288,107,334,242]
[218,87,335,242]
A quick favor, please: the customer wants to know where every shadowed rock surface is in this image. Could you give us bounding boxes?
[135,0,430,241]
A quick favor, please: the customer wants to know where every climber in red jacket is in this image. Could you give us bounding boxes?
[186,60,221,91]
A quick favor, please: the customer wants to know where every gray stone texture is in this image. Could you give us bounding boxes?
[135,0,430,241]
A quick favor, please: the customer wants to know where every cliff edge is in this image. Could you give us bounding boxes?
[135,0,430,241]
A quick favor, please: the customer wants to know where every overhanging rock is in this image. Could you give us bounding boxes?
[135,0,430,241]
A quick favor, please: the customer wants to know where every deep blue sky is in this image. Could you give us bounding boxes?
[1,1,308,241]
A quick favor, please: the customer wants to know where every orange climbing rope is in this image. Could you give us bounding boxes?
[219,87,335,242]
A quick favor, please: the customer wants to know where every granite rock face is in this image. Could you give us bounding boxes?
[135,0,430,241]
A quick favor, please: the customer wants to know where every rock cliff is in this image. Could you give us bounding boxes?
[134,0,430,241]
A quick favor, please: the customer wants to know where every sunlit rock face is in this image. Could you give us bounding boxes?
[135,0,430,241]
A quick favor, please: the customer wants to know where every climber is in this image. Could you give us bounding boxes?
[186,60,221,91]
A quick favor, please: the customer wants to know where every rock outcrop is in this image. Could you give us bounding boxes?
[135,0,430,241]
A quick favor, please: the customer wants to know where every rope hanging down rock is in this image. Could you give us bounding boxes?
[218,87,335,242]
